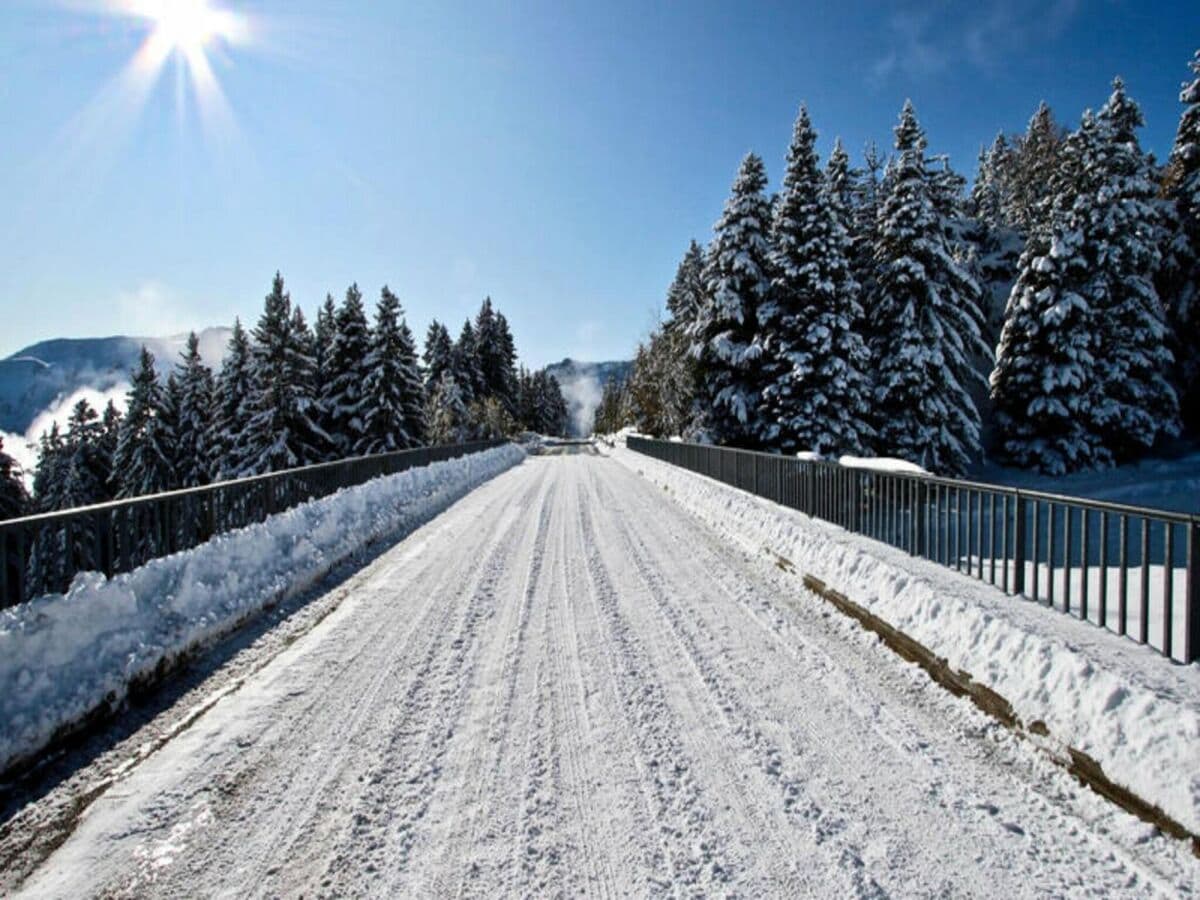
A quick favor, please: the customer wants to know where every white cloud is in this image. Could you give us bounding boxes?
[114,281,203,339]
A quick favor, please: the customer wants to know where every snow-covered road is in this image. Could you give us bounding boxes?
[13,451,1198,897]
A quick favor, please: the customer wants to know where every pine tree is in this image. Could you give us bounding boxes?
[160,373,182,489]
[322,283,372,456]
[1006,102,1065,234]
[493,312,519,416]
[425,373,471,444]
[666,240,706,334]
[424,320,454,395]
[851,141,886,318]
[174,332,215,487]
[1161,49,1200,433]
[114,346,175,498]
[451,319,483,405]
[98,400,121,497]
[870,101,988,475]
[31,423,65,512]
[694,153,772,446]
[313,293,339,442]
[756,106,872,455]
[211,319,254,479]
[359,286,420,454]
[1085,79,1180,457]
[59,399,109,508]
[244,273,327,473]
[0,435,26,521]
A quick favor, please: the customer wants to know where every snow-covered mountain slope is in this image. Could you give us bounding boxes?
[544,358,631,436]
[0,328,231,435]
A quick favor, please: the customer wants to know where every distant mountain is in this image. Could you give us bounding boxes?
[0,328,231,434]
[544,358,632,437]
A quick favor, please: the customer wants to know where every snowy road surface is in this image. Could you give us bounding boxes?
[14,452,1198,897]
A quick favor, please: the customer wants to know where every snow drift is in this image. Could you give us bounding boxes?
[0,443,525,775]
[611,439,1200,836]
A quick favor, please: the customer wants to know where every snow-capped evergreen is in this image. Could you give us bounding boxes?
[114,347,176,498]
[756,106,872,455]
[0,436,26,521]
[474,297,517,412]
[174,331,215,487]
[1005,102,1064,235]
[1160,49,1200,432]
[1085,80,1180,457]
[322,284,373,456]
[98,400,121,496]
[451,319,483,405]
[424,372,471,444]
[666,240,706,335]
[244,274,328,473]
[849,141,886,344]
[59,399,109,509]
[31,424,65,512]
[493,312,520,416]
[693,153,772,446]
[359,287,424,454]
[210,319,255,479]
[870,101,988,475]
[423,321,454,395]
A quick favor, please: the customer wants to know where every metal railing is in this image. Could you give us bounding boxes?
[0,439,506,609]
[627,436,1200,664]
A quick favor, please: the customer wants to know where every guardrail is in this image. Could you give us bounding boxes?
[627,436,1200,663]
[0,439,507,609]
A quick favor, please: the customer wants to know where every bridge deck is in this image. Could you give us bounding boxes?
[11,453,1195,897]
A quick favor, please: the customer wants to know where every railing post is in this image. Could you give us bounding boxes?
[1013,491,1026,597]
[1186,520,1199,664]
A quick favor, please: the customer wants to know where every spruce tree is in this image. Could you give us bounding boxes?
[174,331,215,487]
[244,273,327,473]
[323,283,372,456]
[425,373,470,444]
[0,436,26,521]
[1085,80,1180,457]
[98,400,121,497]
[451,319,483,405]
[694,153,772,446]
[424,320,454,395]
[114,346,176,498]
[666,241,706,334]
[1161,49,1200,433]
[31,423,65,512]
[60,399,109,508]
[493,311,519,415]
[313,293,339,442]
[870,101,988,475]
[211,319,254,479]
[360,287,417,454]
[757,106,872,455]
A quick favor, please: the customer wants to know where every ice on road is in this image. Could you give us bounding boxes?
[17,453,1197,897]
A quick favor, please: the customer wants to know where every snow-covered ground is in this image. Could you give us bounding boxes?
[0,443,524,776]
[7,450,1197,897]
[609,438,1200,841]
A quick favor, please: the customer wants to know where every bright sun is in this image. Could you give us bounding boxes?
[141,0,237,55]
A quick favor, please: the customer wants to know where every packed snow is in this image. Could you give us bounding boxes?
[609,437,1200,838]
[0,444,524,775]
[4,450,1197,897]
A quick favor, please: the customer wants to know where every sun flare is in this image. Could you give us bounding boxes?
[142,0,232,54]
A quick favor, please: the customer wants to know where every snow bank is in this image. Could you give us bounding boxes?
[837,454,927,474]
[611,442,1200,835]
[0,444,525,774]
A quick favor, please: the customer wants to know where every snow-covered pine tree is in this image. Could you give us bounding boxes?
[970,135,1025,346]
[990,110,1109,475]
[666,240,706,334]
[1084,79,1180,457]
[870,101,988,475]
[694,153,772,447]
[359,287,418,454]
[424,372,471,444]
[114,347,176,498]
[451,319,483,406]
[493,312,519,416]
[244,274,327,473]
[323,283,372,456]
[60,399,109,508]
[98,400,121,497]
[31,423,65,512]
[1006,102,1065,235]
[756,106,871,455]
[210,318,254,479]
[0,435,26,521]
[174,331,215,487]
[314,293,339,443]
[289,304,330,459]
[159,373,182,489]
[850,141,886,347]
[474,298,507,403]
[1160,49,1200,433]
[423,321,454,395]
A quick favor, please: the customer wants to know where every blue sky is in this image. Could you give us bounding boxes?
[1,0,1197,367]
